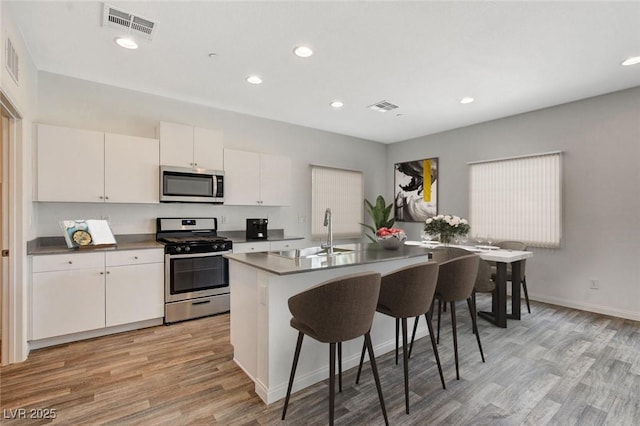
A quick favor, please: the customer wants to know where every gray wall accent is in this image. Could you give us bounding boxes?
[35,72,387,244]
[388,87,640,320]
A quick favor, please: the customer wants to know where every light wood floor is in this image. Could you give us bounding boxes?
[1,295,639,425]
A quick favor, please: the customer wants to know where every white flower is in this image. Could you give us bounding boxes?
[460,219,468,225]
[425,218,433,224]
[451,217,460,225]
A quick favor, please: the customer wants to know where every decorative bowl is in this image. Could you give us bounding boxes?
[377,232,407,250]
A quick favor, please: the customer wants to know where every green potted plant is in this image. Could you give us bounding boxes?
[361,195,396,243]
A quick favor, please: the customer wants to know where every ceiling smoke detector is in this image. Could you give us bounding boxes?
[103,3,158,40]
[368,100,399,112]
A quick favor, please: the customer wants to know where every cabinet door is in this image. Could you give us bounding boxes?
[159,121,195,168]
[105,262,164,327]
[193,127,224,170]
[32,268,105,340]
[260,153,291,206]
[223,149,260,205]
[104,133,160,203]
[36,124,104,202]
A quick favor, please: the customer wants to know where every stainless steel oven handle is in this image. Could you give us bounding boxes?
[166,250,232,259]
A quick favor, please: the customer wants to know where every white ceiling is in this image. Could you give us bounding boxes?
[6,1,640,143]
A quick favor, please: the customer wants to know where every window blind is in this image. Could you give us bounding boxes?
[311,165,364,239]
[468,152,562,248]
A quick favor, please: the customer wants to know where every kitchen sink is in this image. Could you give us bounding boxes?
[270,246,354,259]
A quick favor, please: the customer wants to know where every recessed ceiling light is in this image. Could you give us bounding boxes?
[246,75,263,85]
[460,97,475,104]
[115,37,138,50]
[208,53,217,58]
[293,45,313,58]
[621,56,640,66]
[330,100,344,108]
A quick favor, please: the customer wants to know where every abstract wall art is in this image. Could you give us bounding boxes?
[394,158,438,222]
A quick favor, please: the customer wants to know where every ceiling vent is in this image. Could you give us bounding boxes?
[102,3,158,40]
[5,37,19,84]
[368,100,399,112]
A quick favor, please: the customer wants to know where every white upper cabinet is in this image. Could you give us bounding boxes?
[159,121,223,170]
[36,124,159,203]
[260,153,291,206]
[104,133,159,203]
[224,149,291,206]
[36,124,104,202]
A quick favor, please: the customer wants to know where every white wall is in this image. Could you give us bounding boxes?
[388,87,640,320]
[34,72,387,243]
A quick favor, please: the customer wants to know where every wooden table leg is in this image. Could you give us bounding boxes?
[507,260,522,320]
[478,261,507,328]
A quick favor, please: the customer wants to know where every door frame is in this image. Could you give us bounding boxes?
[1,90,24,365]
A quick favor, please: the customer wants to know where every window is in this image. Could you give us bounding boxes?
[311,165,363,239]
[469,152,562,248]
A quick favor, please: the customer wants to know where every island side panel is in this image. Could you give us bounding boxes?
[263,256,431,404]
[229,260,259,380]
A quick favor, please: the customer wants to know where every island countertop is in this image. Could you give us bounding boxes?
[224,243,432,276]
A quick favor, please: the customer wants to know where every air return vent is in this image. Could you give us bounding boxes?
[5,37,19,84]
[102,3,158,40]
[368,100,399,112]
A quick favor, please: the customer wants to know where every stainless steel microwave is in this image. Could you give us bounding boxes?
[160,166,224,203]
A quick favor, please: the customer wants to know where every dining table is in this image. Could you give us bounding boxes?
[406,241,533,328]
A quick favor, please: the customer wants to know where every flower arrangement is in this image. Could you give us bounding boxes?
[424,214,470,244]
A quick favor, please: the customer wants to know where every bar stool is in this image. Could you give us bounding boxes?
[281,271,388,426]
[434,254,485,380]
[355,262,445,414]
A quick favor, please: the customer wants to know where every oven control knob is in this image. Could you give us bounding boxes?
[175,246,182,253]
[184,246,191,253]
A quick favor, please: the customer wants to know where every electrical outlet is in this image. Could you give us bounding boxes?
[590,279,599,290]
[298,215,306,224]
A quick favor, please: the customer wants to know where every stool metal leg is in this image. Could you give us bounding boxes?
[425,313,446,389]
[395,318,399,365]
[401,317,410,414]
[467,297,485,362]
[338,342,343,392]
[450,301,460,380]
[364,332,389,426]
[282,332,304,420]
[329,342,336,426]
[355,339,366,384]
[408,316,419,359]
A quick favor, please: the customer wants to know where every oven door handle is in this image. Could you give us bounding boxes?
[166,250,232,259]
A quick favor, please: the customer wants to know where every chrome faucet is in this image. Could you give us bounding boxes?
[321,208,333,255]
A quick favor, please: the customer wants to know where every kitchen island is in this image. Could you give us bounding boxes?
[225,243,432,404]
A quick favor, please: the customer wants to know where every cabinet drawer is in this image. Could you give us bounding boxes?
[233,242,271,254]
[32,252,104,273]
[269,240,305,251]
[106,248,164,266]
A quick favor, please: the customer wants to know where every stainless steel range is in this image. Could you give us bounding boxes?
[157,217,232,324]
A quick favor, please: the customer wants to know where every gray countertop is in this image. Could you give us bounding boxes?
[224,243,432,276]
[27,234,163,255]
[27,230,304,255]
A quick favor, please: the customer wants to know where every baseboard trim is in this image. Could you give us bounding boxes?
[529,294,640,322]
[28,318,164,350]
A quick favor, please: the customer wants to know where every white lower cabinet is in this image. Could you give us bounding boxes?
[105,251,164,327]
[32,266,106,340]
[31,249,164,341]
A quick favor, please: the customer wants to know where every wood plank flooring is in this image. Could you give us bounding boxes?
[1,295,639,425]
